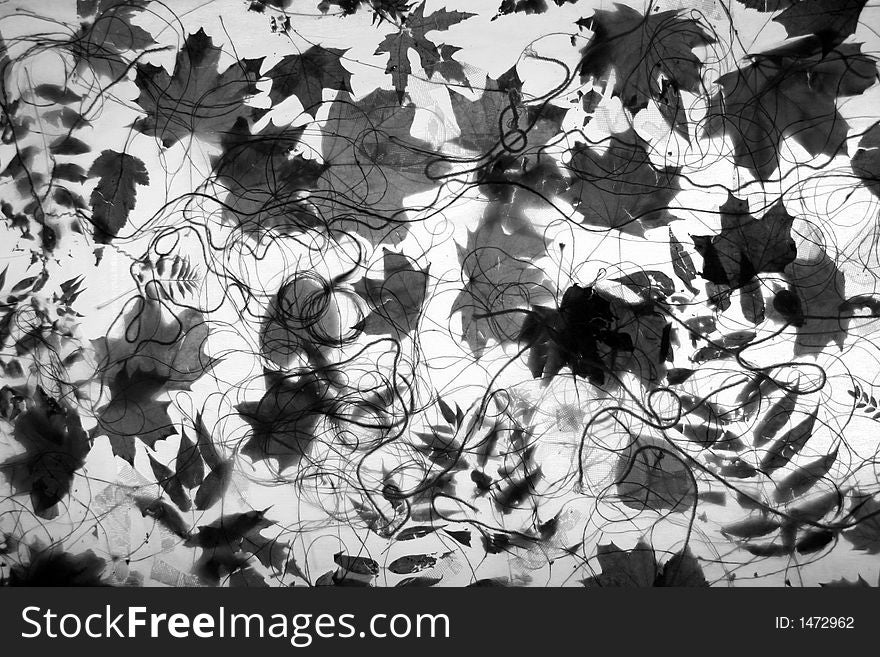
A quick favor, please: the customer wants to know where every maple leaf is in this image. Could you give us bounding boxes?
[236,370,336,471]
[133,28,263,148]
[2,388,91,518]
[211,118,324,237]
[850,121,880,198]
[314,88,446,244]
[87,149,149,242]
[259,46,352,116]
[449,65,566,162]
[92,366,176,463]
[773,0,867,50]
[318,0,412,24]
[704,42,876,181]
[353,248,429,337]
[564,130,680,236]
[69,0,157,80]
[494,0,577,18]
[780,243,848,355]
[374,2,475,102]
[422,44,469,88]
[692,194,796,291]
[578,4,714,138]
[520,283,670,386]
[6,543,108,586]
[185,509,290,585]
[843,493,880,554]
[581,540,707,587]
[91,296,215,462]
[451,202,550,356]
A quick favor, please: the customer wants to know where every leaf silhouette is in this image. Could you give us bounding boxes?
[87,149,149,242]
[7,544,107,586]
[783,242,849,355]
[581,540,707,587]
[374,2,475,102]
[148,452,191,511]
[69,0,157,79]
[752,389,799,446]
[353,248,429,337]
[850,121,880,198]
[186,509,288,584]
[193,457,234,511]
[2,388,91,518]
[237,370,335,471]
[92,366,177,463]
[495,0,576,17]
[578,4,714,138]
[134,28,263,147]
[175,430,204,489]
[773,0,867,49]
[721,515,782,539]
[520,283,670,385]
[387,553,440,574]
[135,496,191,539]
[614,435,696,513]
[260,46,351,116]
[772,446,838,503]
[315,88,446,244]
[91,296,216,462]
[693,195,796,292]
[760,409,818,472]
[842,492,880,553]
[564,130,680,236]
[211,119,324,238]
[451,202,549,356]
[704,42,876,181]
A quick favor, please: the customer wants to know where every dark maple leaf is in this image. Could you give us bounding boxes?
[581,539,707,587]
[520,283,670,385]
[495,0,577,18]
[92,296,215,462]
[705,42,876,181]
[564,130,680,236]
[850,121,880,198]
[314,88,446,244]
[692,194,796,291]
[843,492,880,554]
[578,5,713,138]
[148,452,191,511]
[87,149,149,242]
[211,118,324,237]
[614,434,696,512]
[133,28,263,147]
[92,366,176,463]
[773,0,867,50]
[422,44,469,88]
[186,509,290,584]
[237,370,336,471]
[7,544,107,586]
[450,65,566,162]
[259,46,352,116]
[374,2,475,101]
[2,388,91,518]
[175,429,204,489]
[353,248,429,337]
[781,242,848,355]
[451,202,550,356]
[318,0,412,24]
[69,0,157,80]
